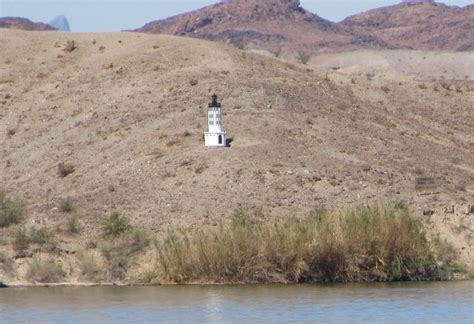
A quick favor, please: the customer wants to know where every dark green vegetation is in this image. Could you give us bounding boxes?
[100,213,150,280]
[0,190,24,227]
[153,204,461,284]
[12,226,56,252]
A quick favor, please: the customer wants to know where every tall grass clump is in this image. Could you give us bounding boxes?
[101,213,149,280]
[0,251,13,274]
[154,204,454,284]
[77,251,103,282]
[103,212,131,238]
[26,255,65,283]
[0,190,24,227]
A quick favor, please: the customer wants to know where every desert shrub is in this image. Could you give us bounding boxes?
[63,40,77,53]
[273,47,283,58]
[166,138,181,147]
[441,82,451,91]
[12,226,30,252]
[59,198,74,213]
[103,212,131,238]
[29,227,55,246]
[296,51,312,65]
[58,163,75,177]
[101,229,149,280]
[67,216,81,234]
[0,191,25,227]
[26,255,65,283]
[455,182,466,192]
[77,251,102,282]
[154,203,448,284]
[0,251,13,273]
[7,129,15,138]
[136,269,161,284]
[194,161,209,174]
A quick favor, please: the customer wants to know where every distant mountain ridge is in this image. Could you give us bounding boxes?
[0,17,56,31]
[342,1,474,51]
[135,0,474,52]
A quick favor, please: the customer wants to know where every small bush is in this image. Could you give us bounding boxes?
[58,163,75,178]
[296,51,312,65]
[0,191,24,227]
[26,256,65,283]
[103,212,131,238]
[59,199,74,213]
[12,226,29,252]
[63,40,77,53]
[194,161,209,174]
[0,251,13,273]
[441,82,451,91]
[29,227,55,246]
[166,138,181,147]
[101,229,149,280]
[77,251,102,282]
[273,47,282,58]
[67,216,81,234]
[136,269,160,284]
[7,129,15,138]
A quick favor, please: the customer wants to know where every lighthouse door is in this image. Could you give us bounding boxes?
[218,135,223,145]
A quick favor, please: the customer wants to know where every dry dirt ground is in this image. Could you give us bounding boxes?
[0,30,473,283]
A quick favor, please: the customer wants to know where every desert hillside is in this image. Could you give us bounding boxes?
[134,0,374,55]
[0,30,473,269]
[342,1,474,51]
[0,17,56,31]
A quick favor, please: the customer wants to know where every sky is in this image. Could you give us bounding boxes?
[0,0,472,32]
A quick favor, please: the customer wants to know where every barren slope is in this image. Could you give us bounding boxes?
[135,0,474,53]
[342,1,474,51]
[0,30,473,269]
[0,17,56,31]
[134,0,371,55]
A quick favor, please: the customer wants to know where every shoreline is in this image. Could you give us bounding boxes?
[2,277,471,289]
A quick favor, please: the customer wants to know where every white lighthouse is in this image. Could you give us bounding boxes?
[205,94,227,147]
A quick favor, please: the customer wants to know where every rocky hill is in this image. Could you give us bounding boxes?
[134,0,370,55]
[0,30,472,274]
[135,0,474,53]
[0,17,56,31]
[342,0,474,51]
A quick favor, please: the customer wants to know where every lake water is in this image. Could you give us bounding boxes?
[0,281,473,323]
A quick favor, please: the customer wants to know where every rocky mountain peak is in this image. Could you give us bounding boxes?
[48,15,71,32]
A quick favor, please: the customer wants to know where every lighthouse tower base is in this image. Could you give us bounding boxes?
[205,132,227,147]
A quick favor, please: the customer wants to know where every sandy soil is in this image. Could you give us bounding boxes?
[0,30,472,284]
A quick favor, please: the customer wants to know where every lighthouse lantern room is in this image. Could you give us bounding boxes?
[205,94,227,147]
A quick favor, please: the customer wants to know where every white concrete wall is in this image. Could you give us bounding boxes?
[205,132,226,147]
